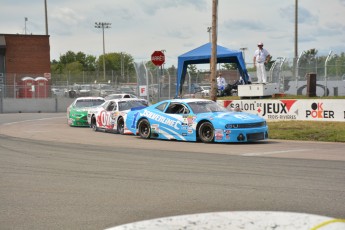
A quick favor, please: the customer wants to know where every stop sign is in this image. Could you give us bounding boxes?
[151,51,165,66]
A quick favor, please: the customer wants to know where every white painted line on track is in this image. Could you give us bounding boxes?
[2,116,65,126]
[241,149,310,156]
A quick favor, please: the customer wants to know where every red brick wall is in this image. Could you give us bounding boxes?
[5,34,50,85]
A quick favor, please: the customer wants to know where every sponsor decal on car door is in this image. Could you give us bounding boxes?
[97,110,115,130]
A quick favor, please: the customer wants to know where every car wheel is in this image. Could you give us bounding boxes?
[138,119,151,139]
[198,122,214,143]
[91,118,98,132]
[117,117,125,134]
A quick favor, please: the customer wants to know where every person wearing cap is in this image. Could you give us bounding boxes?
[253,42,271,83]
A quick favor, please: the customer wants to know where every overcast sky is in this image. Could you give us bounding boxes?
[1,0,345,67]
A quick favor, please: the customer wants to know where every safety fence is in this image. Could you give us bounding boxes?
[1,57,345,101]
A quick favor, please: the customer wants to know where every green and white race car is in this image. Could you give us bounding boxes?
[67,97,105,127]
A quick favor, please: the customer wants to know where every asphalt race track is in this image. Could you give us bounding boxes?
[0,113,345,229]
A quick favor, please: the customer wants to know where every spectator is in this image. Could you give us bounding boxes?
[253,42,271,83]
[217,73,226,90]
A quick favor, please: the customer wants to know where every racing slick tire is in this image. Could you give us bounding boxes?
[198,121,214,143]
[138,119,151,139]
[91,118,98,132]
[117,117,125,135]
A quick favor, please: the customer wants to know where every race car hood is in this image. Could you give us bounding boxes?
[198,111,264,123]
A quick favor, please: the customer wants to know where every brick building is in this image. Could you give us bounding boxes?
[0,34,50,97]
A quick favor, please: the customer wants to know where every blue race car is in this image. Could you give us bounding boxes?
[126,99,268,143]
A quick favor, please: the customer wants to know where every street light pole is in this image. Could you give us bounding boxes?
[95,22,111,80]
[24,17,28,34]
[207,27,212,42]
[294,0,299,82]
[239,47,248,64]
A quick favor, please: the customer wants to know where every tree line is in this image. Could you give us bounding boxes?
[50,49,345,85]
[50,51,137,84]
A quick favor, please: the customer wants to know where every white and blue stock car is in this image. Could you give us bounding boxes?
[126,99,268,143]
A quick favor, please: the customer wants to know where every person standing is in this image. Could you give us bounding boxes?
[253,42,271,83]
[217,73,226,89]
[217,72,226,96]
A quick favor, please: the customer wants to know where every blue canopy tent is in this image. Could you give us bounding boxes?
[176,42,249,97]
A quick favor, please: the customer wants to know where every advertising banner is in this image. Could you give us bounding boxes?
[219,99,345,122]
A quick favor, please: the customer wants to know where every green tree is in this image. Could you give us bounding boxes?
[59,51,77,65]
[146,60,159,71]
[325,52,345,79]
[221,63,237,70]
[97,52,135,83]
[65,62,84,83]
[299,49,319,79]
[53,51,96,71]
[51,51,96,75]
[187,64,198,75]
[75,52,97,71]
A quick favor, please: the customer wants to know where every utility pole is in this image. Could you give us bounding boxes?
[210,0,218,102]
[44,0,48,35]
[95,22,111,80]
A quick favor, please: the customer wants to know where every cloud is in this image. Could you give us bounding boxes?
[298,35,317,43]
[2,0,344,66]
[166,28,193,40]
[138,0,208,15]
[315,25,345,37]
[222,19,265,31]
[324,22,345,32]
[51,7,85,25]
[50,7,86,35]
[279,5,318,25]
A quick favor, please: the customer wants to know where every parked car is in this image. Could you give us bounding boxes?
[78,84,92,97]
[118,85,136,95]
[87,98,148,134]
[93,84,117,97]
[63,84,92,98]
[51,87,64,97]
[125,98,268,143]
[200,85,211,96]
[104,93,138,100]
[67,97,105,127]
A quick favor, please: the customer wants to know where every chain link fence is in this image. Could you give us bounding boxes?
[1,57,345,103]
[263,56,345,96]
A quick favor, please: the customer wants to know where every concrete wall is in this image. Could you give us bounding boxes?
[0,97,74,113]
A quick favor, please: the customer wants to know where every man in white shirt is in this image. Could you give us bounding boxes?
[217,73,226,91]
[253,42,271,83]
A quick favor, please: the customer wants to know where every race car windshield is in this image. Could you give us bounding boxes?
[118,100,147,111]
[75,99,105,108]
[187,101,227,114]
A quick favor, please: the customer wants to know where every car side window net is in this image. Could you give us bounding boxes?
[107,102,114,111]
[166,103,189,114]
